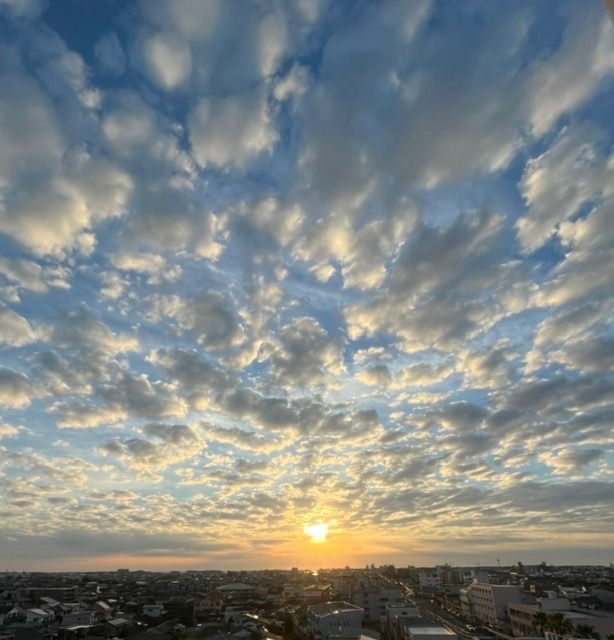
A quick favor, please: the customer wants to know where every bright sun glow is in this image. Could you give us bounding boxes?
[304,522,329,543]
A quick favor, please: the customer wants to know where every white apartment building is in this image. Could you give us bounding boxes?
[386,603,420,628]
[352,587,404,622]
[308,602,364,640]
[467,582,522,625]
[418,573,440,590]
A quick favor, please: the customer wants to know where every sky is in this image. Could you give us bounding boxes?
[0,0,613,572]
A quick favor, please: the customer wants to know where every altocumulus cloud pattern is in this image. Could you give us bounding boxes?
[0,0,613,570]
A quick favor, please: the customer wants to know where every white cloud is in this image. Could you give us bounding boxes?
[0,368,34,408]
[518,124,613,252]
[143,31,192,91]
[0,423,20,439]
[1,154,132,257]
[0,305,39,346]
[524,3,614,138]
[189,88,278,168]
[258,8,288,78]
[274,64,309,102]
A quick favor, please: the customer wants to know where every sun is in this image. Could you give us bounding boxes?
[304,522,329,543]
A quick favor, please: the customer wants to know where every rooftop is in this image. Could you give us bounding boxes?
[406,627,456,635]
[309,602,363,616]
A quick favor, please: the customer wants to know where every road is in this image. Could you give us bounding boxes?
[416,598,496,640]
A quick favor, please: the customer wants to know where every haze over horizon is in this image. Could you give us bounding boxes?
[0,0,613,572]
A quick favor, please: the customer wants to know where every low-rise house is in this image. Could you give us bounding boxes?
[60,611,96,627]
[302,585,332,602]
[193,591,223,620]
[25,609,54,627]
[103,617,131,636]
[143,604,165,619]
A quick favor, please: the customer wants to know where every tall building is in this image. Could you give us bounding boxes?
[467,582,522,625]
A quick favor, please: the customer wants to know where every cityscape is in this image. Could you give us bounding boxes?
[1,563,614,640]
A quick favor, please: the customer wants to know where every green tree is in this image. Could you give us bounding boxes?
[533,612,549,636]
[545,613,574,636]
[574,624,600,640]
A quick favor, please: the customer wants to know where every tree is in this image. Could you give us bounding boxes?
[533,612,549,636]
[545,613,574,637]
[574,624,600,640]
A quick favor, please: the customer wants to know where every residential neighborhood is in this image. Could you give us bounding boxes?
[0,564,613,640]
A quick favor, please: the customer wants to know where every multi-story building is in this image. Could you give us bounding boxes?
[508,598,570,637]
[385,603,419,629]
[352,587,404,623]
[436,566,463,590]
[308,602,364,640]
[466,582,522,625]
[418,573,440,591]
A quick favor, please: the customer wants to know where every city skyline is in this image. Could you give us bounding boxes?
[0,0,613,571]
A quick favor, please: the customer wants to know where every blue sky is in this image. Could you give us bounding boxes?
[0,0,613,571]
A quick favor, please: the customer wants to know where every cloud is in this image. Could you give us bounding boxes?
[0,423,20,439]
[101,423,203,474]
[523,2,614,138]
[518,123,613,252]
[52,305,139,355]
[539,447,605,475]
[0,257,71,295]
[2,154,132,257]
[0,368,34,408]
[0,0,45,19]
[94,32,126,76]
[142,31,192,90]
[345,209,515,352]
[147,292,245,351]
[111,251,182,285]
[0,305,39,346]
[148,348,231,410]
[189,88,277,168]
[261,316,345,388]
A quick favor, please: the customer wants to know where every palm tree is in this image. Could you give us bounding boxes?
[574,624,600,640]
[545,613,574,637]
[533,612,549,636]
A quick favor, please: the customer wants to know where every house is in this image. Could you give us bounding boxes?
[60,611,96,627]
[302,585,332,602]
[26,609,54,627]
[143,604,165,619]
[308,602,364,640]
[103,617,131,636]
[193,591,223,620]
